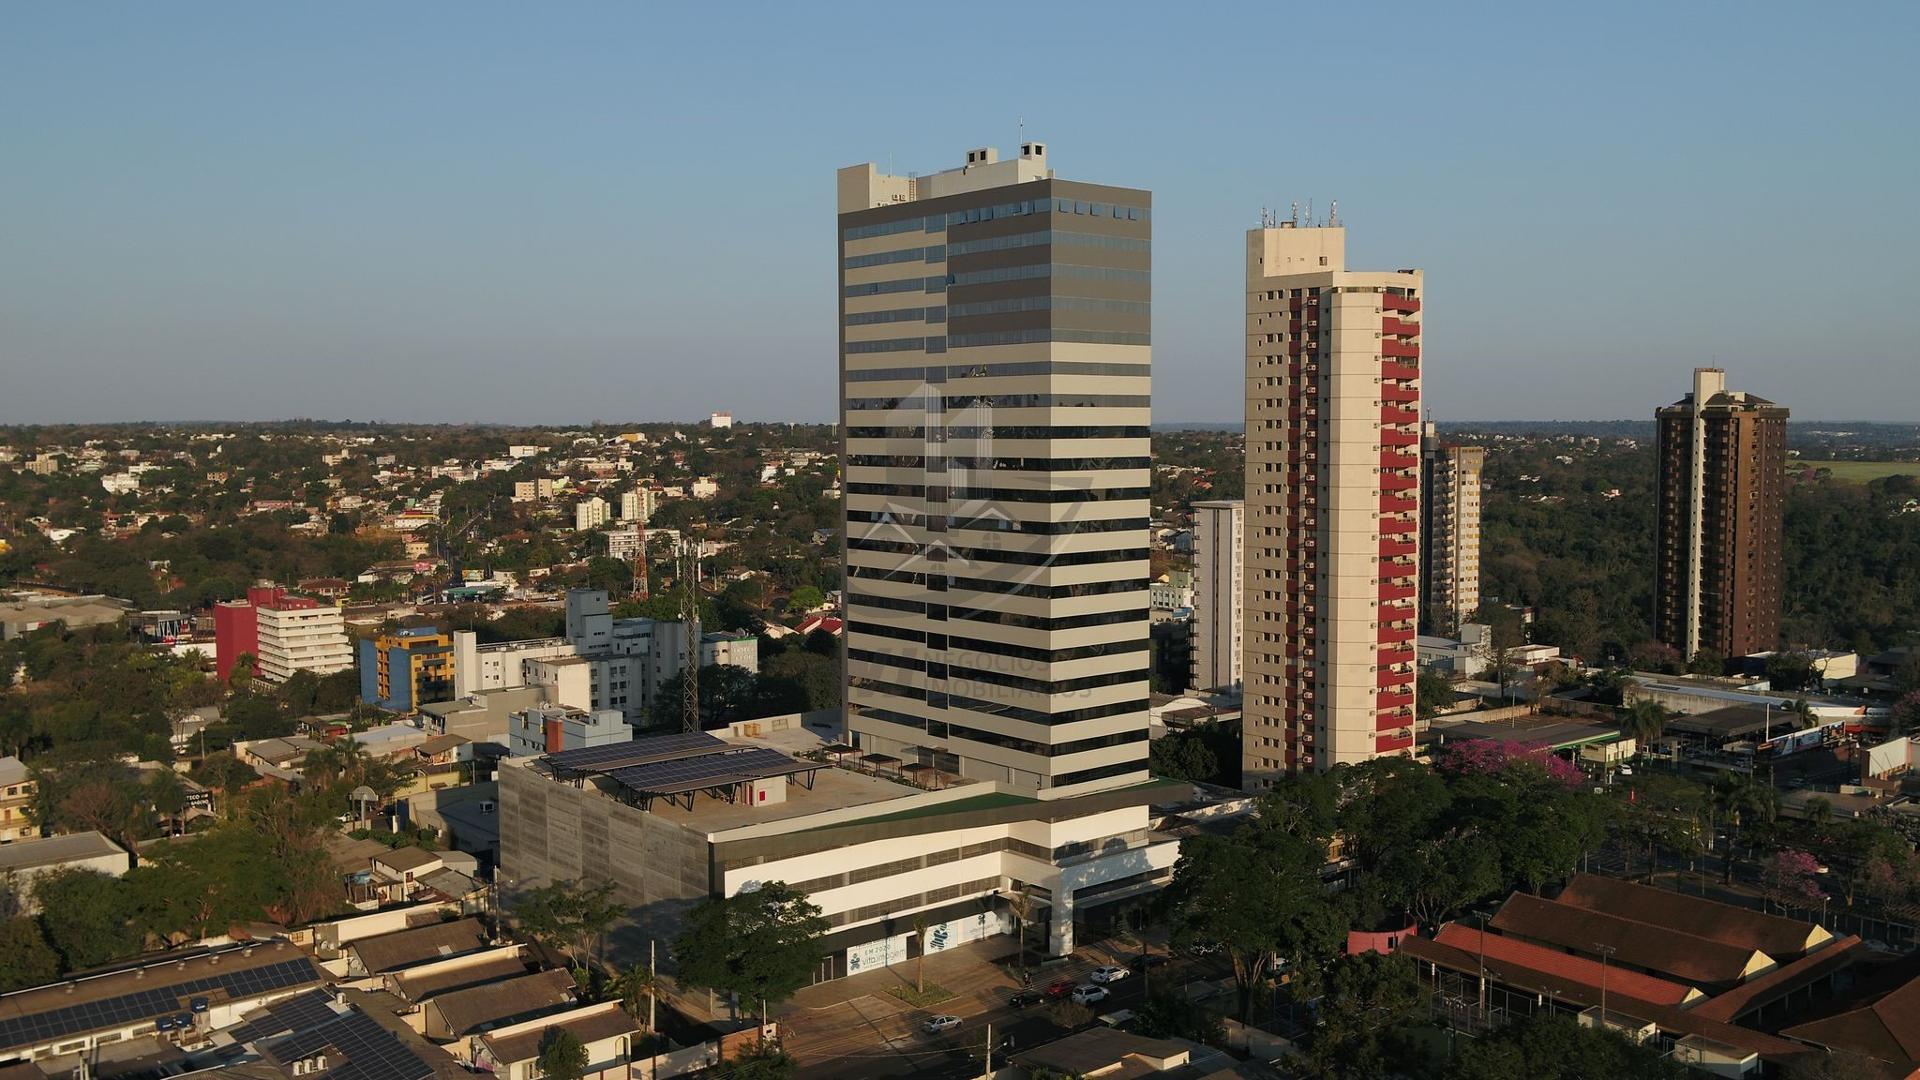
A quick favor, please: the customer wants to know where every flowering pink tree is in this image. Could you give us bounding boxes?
[1890,691,1920,738]
[1761,849,1827,914]
[1438,739,1584,789]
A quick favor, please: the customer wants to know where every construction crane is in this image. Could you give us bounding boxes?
[679,540,701,733]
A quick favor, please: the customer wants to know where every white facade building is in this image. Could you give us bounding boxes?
[507,704,632,757]
[1150,570,1194,615]
[607,527,643,563]
[575,496,611,531]
[619,488,658,523]
[254,598,354,683]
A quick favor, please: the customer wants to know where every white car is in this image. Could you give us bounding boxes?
[923,1014,962,1034]
[1088,965,1130,984]
[1071,985,1110,1005]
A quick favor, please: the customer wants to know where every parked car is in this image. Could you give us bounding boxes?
[1071,984,1111,1005]
[1045,978,1078,1000]
[1129,953,1170,972]
[1009,988,1044,1009]
[1088,965,1129,984]
[923,1014,962,1034]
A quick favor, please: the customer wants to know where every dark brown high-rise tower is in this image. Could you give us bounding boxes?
[1654,367,1788,664]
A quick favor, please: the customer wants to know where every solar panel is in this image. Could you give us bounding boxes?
[0,954,323,1051]
[227,988,340,1043]
[607,746,818,796]
[544,731,728,773]
[264,1007,434,1080]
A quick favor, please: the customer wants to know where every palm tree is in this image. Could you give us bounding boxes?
[613,963,666,1032]
[1621,698,1669,749]
[1714,773,1776,883]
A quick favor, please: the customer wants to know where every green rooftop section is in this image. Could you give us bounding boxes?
[811,791,1034,830]
[808,776,1186,831]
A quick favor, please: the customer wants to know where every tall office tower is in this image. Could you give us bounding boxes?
[838,143,1153,798]
[1241,219,1422,786]
[1654,367,1788,664]
[1190,500,1244,692]
[1420,423,1485,635]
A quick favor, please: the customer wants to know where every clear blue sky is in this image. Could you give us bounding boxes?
[3,2,1915,425]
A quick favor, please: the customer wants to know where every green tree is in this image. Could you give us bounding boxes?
[1713,771,1777,883]
[33,867,139,970]
[146,768,189,834]
[1377,831,1503,930]
[1446,1012,1687,1079]
[511,879,626,968]
[1133,991,1225,1045]
[534,1027,589,1080]
[1306,953,1431,1080]
[612,962,667,1031]
[1337,757,1452,871]
[1784,1050,1897,1080]
[0,917,62,991]
[672,882,826,1025]
[1416,670,1456,718]
[1687,649,1726,676]
[1619,697,1669,748]
[1166,777,1344,1019]
[786,584,825,611]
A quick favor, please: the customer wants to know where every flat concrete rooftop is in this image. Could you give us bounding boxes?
[581,756,914,834]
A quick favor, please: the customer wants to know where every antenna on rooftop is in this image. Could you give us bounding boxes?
[1329,199,1340,227]
[678,538,702,734]
[1290,201,1300,226]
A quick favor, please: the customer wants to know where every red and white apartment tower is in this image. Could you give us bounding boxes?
[1241,216,1422,787]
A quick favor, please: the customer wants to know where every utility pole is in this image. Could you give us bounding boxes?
[1596,943,1616,1027]
[984,1021,992,1077]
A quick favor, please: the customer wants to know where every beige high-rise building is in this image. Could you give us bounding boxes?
[1421,426,1484,635]
[1190,500,1244,692]
[1242,219,1422,785]
[838,143,1153,798]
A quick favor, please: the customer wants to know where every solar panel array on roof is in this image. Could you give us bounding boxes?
[606,746,817,797]
[0,955,322,1051]
[224,988,340,1044]
[263,1006,433,1080]
[544,731,727,774]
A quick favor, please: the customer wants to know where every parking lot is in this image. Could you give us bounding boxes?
[777,934,1231,1078]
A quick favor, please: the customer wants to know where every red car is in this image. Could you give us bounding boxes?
[1044,978,1077,1000]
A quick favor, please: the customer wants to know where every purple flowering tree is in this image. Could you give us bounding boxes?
[1761,849,1827,914]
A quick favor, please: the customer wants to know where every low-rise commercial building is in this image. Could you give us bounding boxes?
[499,728,1180,978]
[0,941,324,1065]
[1401,874,1856,1074]
[507,704,632,757]
[0,831,131,913]
[0,593,132,641]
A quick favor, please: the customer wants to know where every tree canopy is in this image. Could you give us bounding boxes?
[672,882,826,1023]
